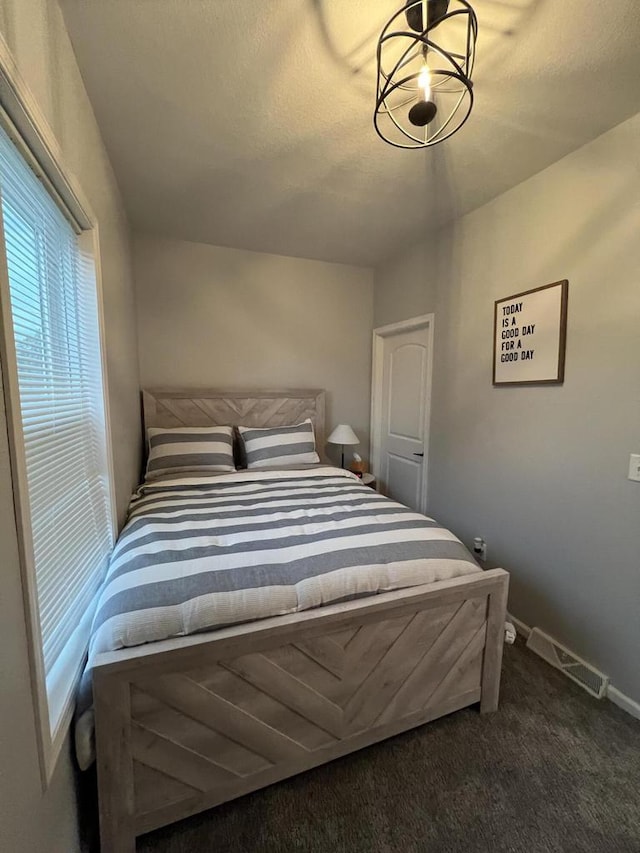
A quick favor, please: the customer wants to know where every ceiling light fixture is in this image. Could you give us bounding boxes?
[374,0,478,149]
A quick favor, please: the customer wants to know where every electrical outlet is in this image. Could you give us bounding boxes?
[472,536,487,561]
[628,454,640,483]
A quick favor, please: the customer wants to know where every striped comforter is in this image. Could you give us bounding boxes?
[76,466,479,767]
[88,466,479,658]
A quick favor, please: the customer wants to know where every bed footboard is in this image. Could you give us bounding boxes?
[94,568,508,852]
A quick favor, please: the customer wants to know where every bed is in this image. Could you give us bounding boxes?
[90,388,509,852]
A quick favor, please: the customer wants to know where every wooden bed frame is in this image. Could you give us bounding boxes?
[93,388,509,852]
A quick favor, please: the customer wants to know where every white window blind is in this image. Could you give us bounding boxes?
[0,123,113,734]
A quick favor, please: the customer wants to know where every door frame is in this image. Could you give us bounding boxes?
[370,314,435,514]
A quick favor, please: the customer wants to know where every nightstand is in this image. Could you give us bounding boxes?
[362,473,377,490]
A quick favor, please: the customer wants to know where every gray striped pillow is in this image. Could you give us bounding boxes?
[145,426,235,479]
[238,419,320,469]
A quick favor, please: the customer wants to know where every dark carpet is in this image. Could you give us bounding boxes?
[127,641,640,853]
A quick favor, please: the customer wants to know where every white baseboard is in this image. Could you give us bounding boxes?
[507,613,531,639]
[507,613,640,722]
[607,686,640,721]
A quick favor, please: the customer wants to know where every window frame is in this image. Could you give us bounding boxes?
[0,49,117,787]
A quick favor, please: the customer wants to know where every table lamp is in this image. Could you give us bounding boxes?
[327,424,359,468]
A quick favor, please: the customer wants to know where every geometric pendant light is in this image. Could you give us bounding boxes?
[374,0,478,149]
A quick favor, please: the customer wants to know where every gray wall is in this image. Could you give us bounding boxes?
[375,113,640,703]
[374,237,438,328]
[134,235,374,465]
[0,1,140,851]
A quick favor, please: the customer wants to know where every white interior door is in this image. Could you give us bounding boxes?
[372,318,433,513]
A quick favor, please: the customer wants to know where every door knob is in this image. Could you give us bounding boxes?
[413,452,424,457]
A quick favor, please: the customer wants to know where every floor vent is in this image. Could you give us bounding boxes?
[526,628,609,698]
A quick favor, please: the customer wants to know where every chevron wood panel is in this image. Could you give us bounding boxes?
[262,643,344,703]
[127,599,488,824]
[130,685,270,776]
[192,662,335,751]
[94,570,509,852]
[133,761,198,816]
[329,626,359,648]
[142,388,327,457]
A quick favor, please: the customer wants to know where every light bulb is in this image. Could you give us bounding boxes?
[409,63,437,127]
[418,64,432,102]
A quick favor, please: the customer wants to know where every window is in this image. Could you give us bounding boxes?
[0,122,113,775]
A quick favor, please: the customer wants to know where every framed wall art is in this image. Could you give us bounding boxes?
[493,280,568,386]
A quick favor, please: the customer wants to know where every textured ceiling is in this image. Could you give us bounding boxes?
[59,0,640,266]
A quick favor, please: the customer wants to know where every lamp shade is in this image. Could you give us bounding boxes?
[327,424,359,446]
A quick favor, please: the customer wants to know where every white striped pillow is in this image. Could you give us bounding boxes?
[145,426,235,480]
[238,419,320,469]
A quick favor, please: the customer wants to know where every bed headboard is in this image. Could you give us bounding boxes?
[142,388,327,457]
